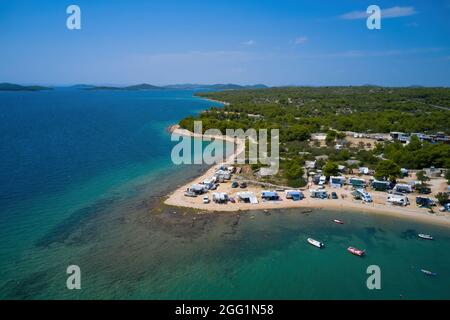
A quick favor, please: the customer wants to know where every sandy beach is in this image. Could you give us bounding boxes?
[164,127,450,226]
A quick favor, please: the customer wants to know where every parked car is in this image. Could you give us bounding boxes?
[418,186,432,194]
[229,197,236,203]
[231,181,239,188]
[240,182,248,189]
[416,197,435,208]
[331,192,338,199]
[202,196,210,204]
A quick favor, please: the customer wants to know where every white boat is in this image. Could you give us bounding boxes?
[418,234,433,240]
[307,238,324,248]
[421,269,437,276]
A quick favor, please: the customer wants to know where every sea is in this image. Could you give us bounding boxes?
[0,89,449,300]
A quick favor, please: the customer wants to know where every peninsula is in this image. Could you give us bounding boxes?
[165,86,450,226]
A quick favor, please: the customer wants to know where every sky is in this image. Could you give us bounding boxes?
[0,0,449,86]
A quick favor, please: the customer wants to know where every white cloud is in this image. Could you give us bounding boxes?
[293,36,308,45]
[295,47,442,59]
[340,6,417,20]
[242,40,256,46]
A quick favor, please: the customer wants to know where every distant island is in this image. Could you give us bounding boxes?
[87,83,268,91]
[164,84,268,90]
[0,82,269,92]
[0,83,52,91]
[87,83,165,91]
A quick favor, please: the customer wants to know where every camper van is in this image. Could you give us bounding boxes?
[394,184,413,193]
[310,189,328,199]
[318,176,327,186]
[190,184,207,195]
[236,192,258,204]
[285,190,304,201]
[261,191,280,201]
[371,180,390,192]
[330,176,346,188]
[352,189,373,202]
[212,193,229,204]
[387,194,409,206]
[348,177,366,189]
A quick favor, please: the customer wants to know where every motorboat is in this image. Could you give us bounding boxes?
[307,238,325,249]
[348,247,365,257]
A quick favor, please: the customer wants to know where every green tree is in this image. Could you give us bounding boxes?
[375,160,401,181]
[323,161,339,177]
[416,170,430,185]
[435,192,449,206]
[284,159,306,188]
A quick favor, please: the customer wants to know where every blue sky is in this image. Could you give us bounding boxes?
[0,0,449,86]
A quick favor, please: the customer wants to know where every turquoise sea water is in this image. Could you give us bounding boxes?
[0,89,449,299]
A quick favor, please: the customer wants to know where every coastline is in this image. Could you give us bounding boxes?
[164,126,450,227]
[199,97,230,106]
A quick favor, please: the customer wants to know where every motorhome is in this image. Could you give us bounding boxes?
[394,184,413,193]
[400,168,409,178]
[330,176,346,188]
[261,191,280,201]
[352,189,373,202]
[318,176,327,186]
[202,178,216,190]
[285,190,304,201]
[348,177,366,189]
[190,184,207,195]
[215,170,231,181]
[390,132,410,143]
[371,180,390,192]
[212,193,229,204]
[359,167,370,175]
[310,189,328,199]
[236,192,258,204]
[387,194,409,206]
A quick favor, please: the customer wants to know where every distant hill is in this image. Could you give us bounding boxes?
[0,82,269,92]
[0,83,52,91]
[163,83,269,90]
[68,84,96,89]
[87,83,164,91]
[126,83,163,90]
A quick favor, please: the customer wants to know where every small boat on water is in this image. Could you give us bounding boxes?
[421,269,437,276]
[418,234,434,240]
[307,238,325,248]
[333,219,344,224]
[348,247,365,257]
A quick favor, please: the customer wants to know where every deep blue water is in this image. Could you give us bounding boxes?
[0,89,209,211]
[0,89,218,294]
